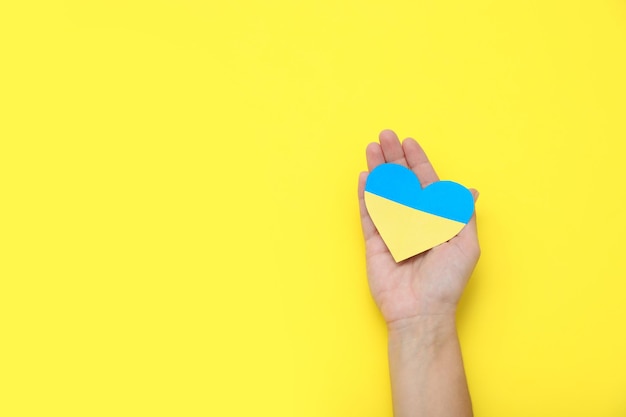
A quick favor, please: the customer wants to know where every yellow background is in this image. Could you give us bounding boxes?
[1,1,625,416]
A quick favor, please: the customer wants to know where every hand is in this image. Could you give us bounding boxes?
[358,130,480,327]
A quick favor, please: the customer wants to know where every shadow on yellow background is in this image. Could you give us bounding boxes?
[1,1,625,416]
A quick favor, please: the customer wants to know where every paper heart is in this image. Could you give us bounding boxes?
[364,163,475,262]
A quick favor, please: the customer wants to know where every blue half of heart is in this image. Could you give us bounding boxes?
[364,163,474,224]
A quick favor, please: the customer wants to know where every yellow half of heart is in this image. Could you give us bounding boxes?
[364,191,466,262]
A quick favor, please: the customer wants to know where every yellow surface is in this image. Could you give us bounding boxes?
[1,1,626,416]
[364,192,465,262]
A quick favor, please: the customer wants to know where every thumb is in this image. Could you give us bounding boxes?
[454,188,479,245]
[469,188,479,203]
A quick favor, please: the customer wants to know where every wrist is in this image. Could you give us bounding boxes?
[387,314,458,346]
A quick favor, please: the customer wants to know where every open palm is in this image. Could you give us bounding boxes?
[358,130,480,325]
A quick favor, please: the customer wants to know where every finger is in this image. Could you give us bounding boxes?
[402,137,439,187]
[366,142,385,172]
[379,129,409,166]
[358,171,378,240]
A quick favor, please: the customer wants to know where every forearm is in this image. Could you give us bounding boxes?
[387,315,472,417]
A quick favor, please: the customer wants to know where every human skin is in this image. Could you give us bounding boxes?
[358,129,480,417]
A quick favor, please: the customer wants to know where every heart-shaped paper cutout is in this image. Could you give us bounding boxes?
[364,163,475,262]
